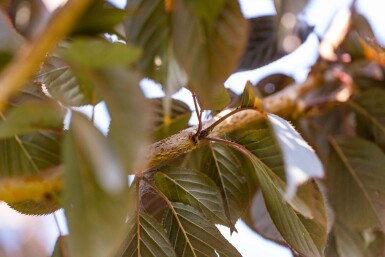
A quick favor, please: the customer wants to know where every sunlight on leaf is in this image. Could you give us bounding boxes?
[268,113,324,199]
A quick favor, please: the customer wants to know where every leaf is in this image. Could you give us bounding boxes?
[93,68,151,170]
[155,166,229,226]
[163,202,242,257]
[0,85,62,178]
[63,113,131,257]
[150,97,191,141]
[125,0,171,84]
[117,212,177,257]
[240,81,263,109]
[237,127,315,218]
[172,0,247,110]
[351,88,385,150]
[38,56,97,106]
[243,190,285,244]
[237,16,280,70]
[202,142,249,229]
[327,136,385,231]
[0,102,64,138]
[247,153,326,257]
[71,0,127,36]
[332,222,385,257]
[268,113,324,199]
[60,39,142,69]
[1,167,61,214]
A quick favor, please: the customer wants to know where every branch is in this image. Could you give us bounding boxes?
[142,76,319,170]
[0,0,92,111]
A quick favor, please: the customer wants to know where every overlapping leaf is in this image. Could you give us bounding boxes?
[327,137,385,231]
[155,166,229,226]
[202,142,249,229]
[125,0,171,84]
[118,212,177,257]
[329,222,385,257]
[63,112,131,257]
[351,88,385,150]
[163,203,242,257]
[95,68,151,170]
[38,56,97,106]
[0,84,63,214]
[71,0,127,36]
[150,97,191,141]
[0,84,62,185]
[172,0,246,110]
[246,153,326,257]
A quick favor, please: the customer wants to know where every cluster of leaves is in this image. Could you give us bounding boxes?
[0,0,385,257]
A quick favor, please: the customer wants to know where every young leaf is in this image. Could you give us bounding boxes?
[155,166,229,226]
[327,136,385,231]
[117,212,177,257]
[268,113,324,199]
[172,0,247,110]
[63,113,131,257]
[163,202,242,257]
[240,81,263,109]
[202,142,249,229]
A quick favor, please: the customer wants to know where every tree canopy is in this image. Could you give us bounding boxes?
[0,0,385,257]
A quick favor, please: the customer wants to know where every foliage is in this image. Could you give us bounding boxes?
[0,0,385,257]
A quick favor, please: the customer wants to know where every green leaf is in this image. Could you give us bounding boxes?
[150,97,191,141]
[155,166,229,226]
[202,142,249,229]
[247,154,326,257]
[172,0,247,110]
[333,222,385,257]
[268,113,324,199]
[351,88,385,150]
[71,0,127,36]
[0,102,64,138]
[242,190,285,244]
[60,39,142,69]
[327,137,385,231]
[125,0,170,84]
[99,68,151,170]
[237,16,280,70]
[0,85,62,178]
[237,127,317,218]
[38,56,97,106]
[117,212,177,257]
[63,113,131,257]
[163,202,242,257]
[240,81,263,109]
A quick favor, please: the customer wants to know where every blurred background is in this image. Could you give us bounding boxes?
[0,0,385,256]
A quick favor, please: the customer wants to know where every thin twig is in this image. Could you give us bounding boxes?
[191,91,203,135]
